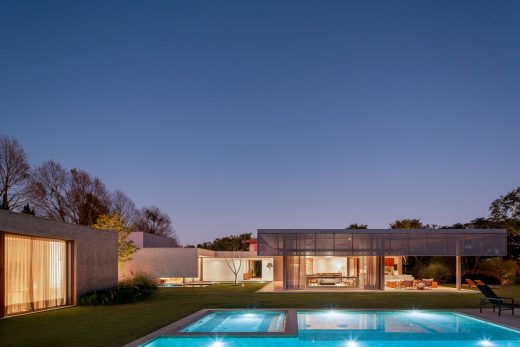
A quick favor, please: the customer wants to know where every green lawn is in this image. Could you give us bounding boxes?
[2,284,520,347]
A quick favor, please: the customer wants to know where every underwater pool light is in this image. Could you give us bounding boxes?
[479,339,493,347]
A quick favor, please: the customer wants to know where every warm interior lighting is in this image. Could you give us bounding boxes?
[5,234,67,315]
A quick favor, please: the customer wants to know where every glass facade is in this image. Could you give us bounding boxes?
[258,229,506,290]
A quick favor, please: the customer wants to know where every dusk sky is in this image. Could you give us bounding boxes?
[2,1,519,245]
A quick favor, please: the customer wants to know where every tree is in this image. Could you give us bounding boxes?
[197,233,252,251]
[27,160,69,221]
[93,213,138,264]
[389,218,424,229]
[489,187,520,259]
[67,168,110,226]
[110,190,138,227]
[27,161,110,226]
[346,223,368,229]
[0,135,30,210]
[135,206,177,241]
[224,250,243,285]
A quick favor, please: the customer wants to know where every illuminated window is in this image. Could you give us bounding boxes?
[4,234,69,315]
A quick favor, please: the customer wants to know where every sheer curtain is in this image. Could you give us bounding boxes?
[5,234,67,315]
[361,256,381,289]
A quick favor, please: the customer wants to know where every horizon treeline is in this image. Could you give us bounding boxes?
[0,134,177,244]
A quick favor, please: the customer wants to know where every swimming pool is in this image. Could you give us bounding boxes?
[181,310,286,333]
[141,310,520,346]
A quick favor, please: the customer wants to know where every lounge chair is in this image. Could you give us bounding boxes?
[464,279,477,288]
[476,284,515,316]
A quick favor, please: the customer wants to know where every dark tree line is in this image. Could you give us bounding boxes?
[196,233,252,251]
[0,134,177,242]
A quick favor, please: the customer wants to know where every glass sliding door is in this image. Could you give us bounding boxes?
[4,234,69,315]
[284,255,305,289]
[359,256,384,290]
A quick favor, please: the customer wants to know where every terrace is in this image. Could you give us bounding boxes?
[2,284,520,347]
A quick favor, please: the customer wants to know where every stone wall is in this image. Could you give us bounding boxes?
[0,210,118,302]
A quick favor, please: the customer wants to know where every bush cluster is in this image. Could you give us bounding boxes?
[79,273,158,305]
[418,262,454,284]
[475,258,518,285]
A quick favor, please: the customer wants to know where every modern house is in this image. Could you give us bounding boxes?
[257,229,507,290]
[119,232,281,284]
[121,228,507,291]
[0,210,118,318]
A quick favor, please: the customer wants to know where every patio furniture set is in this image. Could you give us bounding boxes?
[306,273,359,287]
[385,278,437,290]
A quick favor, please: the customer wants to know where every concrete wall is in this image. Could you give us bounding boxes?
[128,231,177,248]
[0,210,118,301]
[119,248,213,279]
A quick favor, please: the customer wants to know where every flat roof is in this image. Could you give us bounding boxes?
[258,228,505,234]
[257,228,507,257]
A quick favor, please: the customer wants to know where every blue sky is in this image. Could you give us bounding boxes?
[2,1,519,245]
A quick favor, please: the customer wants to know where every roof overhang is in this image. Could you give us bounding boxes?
[257,229,507,257]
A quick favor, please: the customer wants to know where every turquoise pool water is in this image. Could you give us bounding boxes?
[181,311,286,333]
[143,311,520,346]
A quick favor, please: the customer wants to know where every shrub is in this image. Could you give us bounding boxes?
[475,258,518,285]
[79,272,158,305]
[463,272,501,285]
[418,262,454,283]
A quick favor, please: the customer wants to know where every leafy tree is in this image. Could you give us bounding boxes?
[389,218,423,229]
[93,213,138,264]
[489,186,520,259]
[0,135,30,210]
[135,206,177,242]
[346,223,368,229]
[197,233,252,251]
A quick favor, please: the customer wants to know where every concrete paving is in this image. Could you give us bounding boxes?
[457,308,520,331]
[257,281,479,293]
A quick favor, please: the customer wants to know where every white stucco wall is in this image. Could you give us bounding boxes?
[261,258,274,281]
[201,257,274,282]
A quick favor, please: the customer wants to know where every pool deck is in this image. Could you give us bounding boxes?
[456,308,520,331]
[257,281,479,293]
[124,307,520,347]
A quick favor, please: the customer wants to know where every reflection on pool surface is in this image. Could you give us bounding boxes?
[143,311,520,346]
[181,310,286,333]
